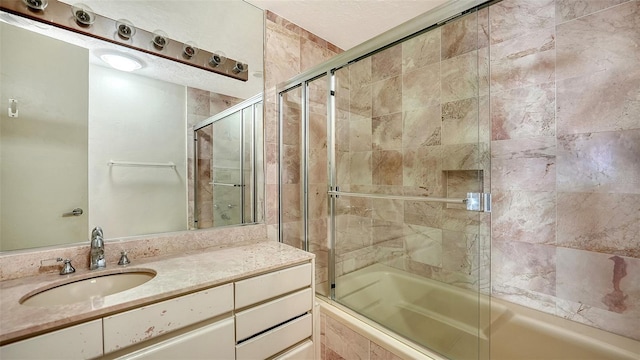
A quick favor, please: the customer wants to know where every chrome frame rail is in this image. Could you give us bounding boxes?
[327,191,467,205]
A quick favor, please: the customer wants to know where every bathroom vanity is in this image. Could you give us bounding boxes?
[0,241,315,359]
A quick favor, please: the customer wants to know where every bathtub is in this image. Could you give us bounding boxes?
[321,263,639,360]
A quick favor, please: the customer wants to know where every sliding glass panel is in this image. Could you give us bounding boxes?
[280,86,304,249]
[331,8,490,359]
[307,74,330,296]
[211,111,243,226]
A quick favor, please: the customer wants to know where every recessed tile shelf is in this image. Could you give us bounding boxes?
[0,0,249,81]
[445,170,483,210]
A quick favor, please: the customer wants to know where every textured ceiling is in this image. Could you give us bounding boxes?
[246,0,449,50]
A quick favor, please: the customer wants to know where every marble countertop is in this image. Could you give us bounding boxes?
[0,241,314,345]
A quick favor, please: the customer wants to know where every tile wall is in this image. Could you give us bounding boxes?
[281,0,639,345]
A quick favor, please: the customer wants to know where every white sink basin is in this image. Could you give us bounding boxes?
[20,270,156,307]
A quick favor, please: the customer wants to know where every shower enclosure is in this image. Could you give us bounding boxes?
[194,95,262,228]
[278,2,492,358]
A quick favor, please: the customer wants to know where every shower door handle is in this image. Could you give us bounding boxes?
[62,208,83,217]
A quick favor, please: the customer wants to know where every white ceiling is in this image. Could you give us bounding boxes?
[246,0,449,50]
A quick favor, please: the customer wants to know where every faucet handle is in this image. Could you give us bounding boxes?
[91,226,103,239]
[58,258,76,275]
[118,250,130,266]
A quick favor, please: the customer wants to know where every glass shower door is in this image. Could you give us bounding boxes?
[329,8,491,359]
[211,111,243,227]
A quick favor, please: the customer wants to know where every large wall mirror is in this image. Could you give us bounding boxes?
[0,0,265,252]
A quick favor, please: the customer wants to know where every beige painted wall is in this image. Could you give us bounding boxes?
[0,23,88,250]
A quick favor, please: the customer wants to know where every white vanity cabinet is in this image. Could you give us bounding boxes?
[0,319,103,359]
[103,283,235,359]
[0,260,315,360]
[235,262,314,359]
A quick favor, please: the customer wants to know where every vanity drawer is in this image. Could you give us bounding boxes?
[273,339,315,360]
[235,288,312,341]
[103,283,233,354]
[235,313,312,360]
[0,319,102,359]
[235,262,312,309]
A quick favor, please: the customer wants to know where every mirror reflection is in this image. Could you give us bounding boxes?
[0,1,264,252]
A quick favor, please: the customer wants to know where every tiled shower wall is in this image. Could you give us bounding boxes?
[263,10,343,291]
[282,0,639,343]
[488,0,639,341]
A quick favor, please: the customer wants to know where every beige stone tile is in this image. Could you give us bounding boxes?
[281,144,301,184]
[477,7,490,49]
[492,190,556,245]
[556,0,630,23]
[265,184,278,225]
[372,44,402,82]
[402,28,440,73]
[281,221,303,248]
[556,67,640,135]
[557,130,640,194]
[308,183,329,220]
[442,142,489,171]
[335,215,373,255]
[402,105,441,148]
[209,93,241,116]
[556,1,640,80]
[403,224,442,268]
[350,84,372,117]
[403,145,444,195]
[492,240,557,296]
[445,170,482,210]
[555,298,640,341]
[336,150,351,186]
[349,115,372,151]
[373,150,403,186]
[442,97,479,145]
[491,137,556,192]
[491,82,556,140]
[557,192,640,257]
[309,146,328,185]
[371,342,403,360]
[372,76,402,117]
[490,26,555,93]
[442,12,478,60]
[300,37,335,73]
[187,87,210,117]
[402,62,440,110]
[350,151,372,185]
[404,200,443,229]
[281,183,301,222]
[372,197,404,223]
[556,248,640,316]
[442,207,483,235]
[492,284,558,314]
[372,219,404,245]
[264,20,301,89]
[441,50,478,102]
[349,57,372,89]
[489,0,555,45]
[372,113,402,150]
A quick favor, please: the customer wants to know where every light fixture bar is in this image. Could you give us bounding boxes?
[0,0,249,81]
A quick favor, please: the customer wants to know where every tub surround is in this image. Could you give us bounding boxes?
[0,239,313,345]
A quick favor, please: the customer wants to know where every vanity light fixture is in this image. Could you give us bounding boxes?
[71,3,95,26]
[208,51,227,67]
[22,0,47,11]
[232,61,248,74]
[99,51,143,72]
[182,41,198,59]
[115,18,135,40]
[152,29,168,50]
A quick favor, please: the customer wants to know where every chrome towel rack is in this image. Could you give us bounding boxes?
[108,160,176,169]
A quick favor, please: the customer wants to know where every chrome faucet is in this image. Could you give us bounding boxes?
[90,227,106,270]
